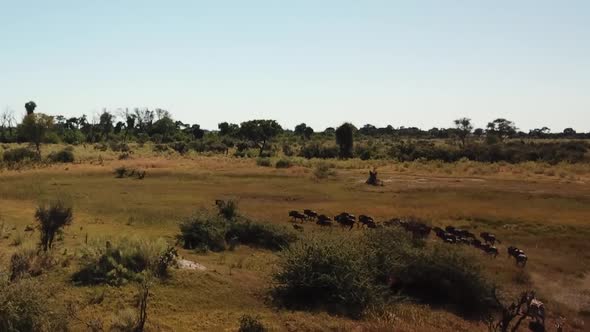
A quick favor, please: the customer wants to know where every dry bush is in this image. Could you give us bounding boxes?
[0,277,68,331]
[313,162,336,179]
[72,237,172,286]
[47,148,75,163]
[238,314,267,332]
[35,199,73,251]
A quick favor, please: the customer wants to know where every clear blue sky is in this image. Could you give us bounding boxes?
[1,1,588,131]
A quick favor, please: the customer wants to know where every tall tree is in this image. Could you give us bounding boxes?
[239,120,283,156]
[218,122,239,136]
[24,101,37,115]
[335,123,355,158]
[453,117,473,147]
[19,113,54,157]
[303,126,314,140]
[294,123,307,136]
[186,124,205,140]
[487,118,517,140]
[98,110,114,139]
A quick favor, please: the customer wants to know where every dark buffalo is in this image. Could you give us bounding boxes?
[303,209,318,220]
[316,214,333,227]
[358,215,375,228]
[335,213,356,230]
[289,210,306,223]
[480,232,500,245]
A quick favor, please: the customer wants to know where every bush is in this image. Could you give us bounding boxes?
[238,314,267,332]
[72,237,172,286]
[136,133,149,146]
[226,220,297,251]
[256,157,272,167]
[271,228,495,318]
[392,245,494,316]
[275,158,292,169]
[35,200,73,251]
[47,148,74,163]
[282,143,295,157]
[62,130,84,144]
[313,162,336,179]
[0,278,68,331]
[2,147,39,163]
[216,200,239,220]
[299,142,338,159]
[177,213,227,252]
[177,212,296,252]
[272,235,377,318]
[9,246,56,281]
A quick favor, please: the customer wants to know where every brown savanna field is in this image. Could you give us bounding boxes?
[2,144,590,331]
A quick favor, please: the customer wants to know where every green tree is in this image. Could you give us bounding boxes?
[151,116,177,142]
[98,111,114,139]
[19,113,54,157]
[218,122,239,136]
[24,101,37,115]
[303,126,314,140]
[239,120,283,156]
[563,128,576,137]
[186,124,204,140]
[486,118,517,141]
[294,123,307,136]
[453,117,473,148]
[335,123,355,158]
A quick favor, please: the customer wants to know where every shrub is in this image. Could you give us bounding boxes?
[136,133,149,146]
[155,246,178,279]
[11,231,24,246]
[238,314,267,332]
[35,200,73,251]
[271,228,495,318]
[177,213,227,252]
[256,157,272,167]
[2,147,39,163]
[282,143,295,157]
[391,245,494,317]
[9,246,56,281]
[226,220,297,251]
[0,278,68,331]
[62,130,84,144]
[272,235,377,318]
[72,237,171,286]
[47,148,74,163]
[299,142,338,159]
[110,308,136,331]
[215,200,239,220]
[313,162,336,179]
[275,158,292,169]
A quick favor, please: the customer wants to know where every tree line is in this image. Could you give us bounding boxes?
[1,101,589,163]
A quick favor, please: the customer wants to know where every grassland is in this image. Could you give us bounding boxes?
[1,144,590,331]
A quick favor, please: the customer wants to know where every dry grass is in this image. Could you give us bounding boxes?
[0,144,589,330]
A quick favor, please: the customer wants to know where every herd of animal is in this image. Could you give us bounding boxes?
[288,210,529,267]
